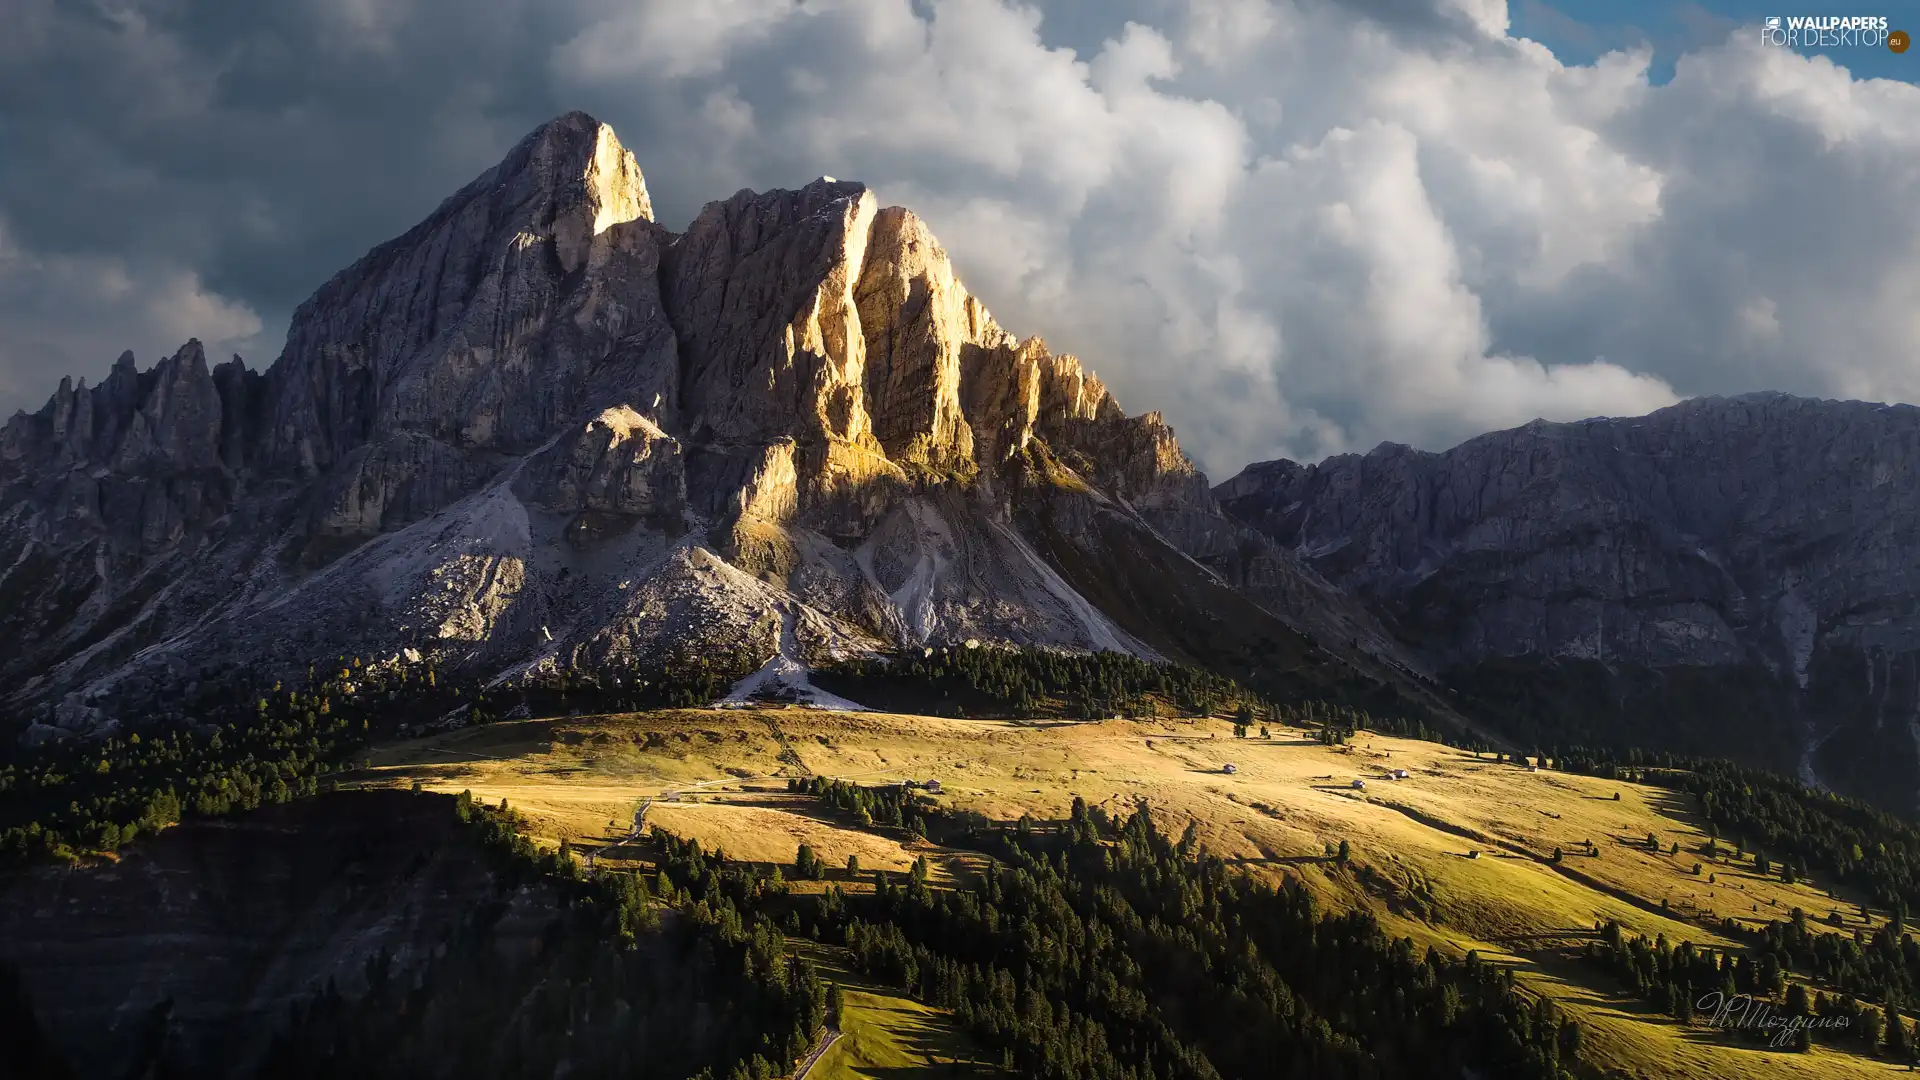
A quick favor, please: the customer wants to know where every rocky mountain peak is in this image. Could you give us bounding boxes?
[1,112,1428,740]
[257,111,676,542]
[536,110,655,269]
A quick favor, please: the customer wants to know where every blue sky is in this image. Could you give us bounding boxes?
[1512,0,1919,83]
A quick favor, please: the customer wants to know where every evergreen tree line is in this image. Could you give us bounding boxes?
[814,647,1489,753]
[503,645,763,713]
[1549,744,1920,1048]
[787,775,933,838]
[791,787,1583,1080]
[3,791,830,1080]
[0,655,506,864]
[0,641,1496,868]
[1552,746,1920,916]
[0,643,767,866]
[1742,906,1920,1047]
[815,646,1241,720]
[1579,916,1914,1057]
[0,682,365,864]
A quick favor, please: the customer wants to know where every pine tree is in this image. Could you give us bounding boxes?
[1787,983,1812,1018]
[1888,1001,1911,1059]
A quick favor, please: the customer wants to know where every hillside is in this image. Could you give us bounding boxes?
[357,704,1902,1079]
[6,652,1918,1078]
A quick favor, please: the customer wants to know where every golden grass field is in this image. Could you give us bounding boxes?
[361,706,1909,1079]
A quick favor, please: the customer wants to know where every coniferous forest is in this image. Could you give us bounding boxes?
[4,777,1585,1080]
[15,652,1920,1073]
[255,794,828,1080]
[0,647,1481,866]
[806,793,1581,1080]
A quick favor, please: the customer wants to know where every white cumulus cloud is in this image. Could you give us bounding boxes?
[3,0,1917,479]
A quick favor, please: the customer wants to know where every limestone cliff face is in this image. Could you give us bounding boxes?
[855,206,1009,471]
[0,111,1419,737]
[264,110,673,539]
[1217,394,1920,805]
[667,179,879,450]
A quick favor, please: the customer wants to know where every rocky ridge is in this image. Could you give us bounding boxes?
[1217,393,1920,807]
[0,112,1420,736]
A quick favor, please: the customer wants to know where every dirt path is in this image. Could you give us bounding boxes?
[791,1027,841,1079]
[761,714,812,776]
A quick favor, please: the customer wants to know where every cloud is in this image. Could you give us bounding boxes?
[0,218,270,409]
[551,0,1694,467]
[1,0,1916,477]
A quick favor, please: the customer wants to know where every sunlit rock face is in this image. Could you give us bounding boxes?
[2,111,1409,737]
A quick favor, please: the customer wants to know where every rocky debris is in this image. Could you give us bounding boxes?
[512,406,686,521]
[0,111,1419,738]
[716,607,872,710]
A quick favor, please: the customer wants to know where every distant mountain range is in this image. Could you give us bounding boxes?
[1217,394,1920,809]
[4,112,1914,811]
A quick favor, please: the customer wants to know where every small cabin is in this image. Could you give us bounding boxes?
[1526,764,1539,773]
[1391,769,1410,780]
[923,779,942,794]
[1467,850,1481,860]
[1351,779,1366,790]
[1222,764,1238,775]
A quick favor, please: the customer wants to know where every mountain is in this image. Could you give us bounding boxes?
[0,112,1437,739]
[1216,393,1920,809]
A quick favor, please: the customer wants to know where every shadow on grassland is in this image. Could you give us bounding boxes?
[797,943,1001,1078]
